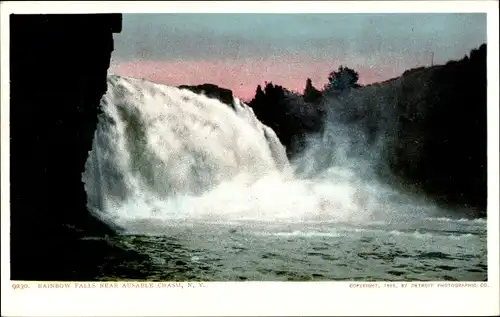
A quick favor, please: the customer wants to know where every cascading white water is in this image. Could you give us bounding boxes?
[83,75,292,229]
[83,74,456,234]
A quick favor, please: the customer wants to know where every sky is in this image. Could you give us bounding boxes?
[109,13,487,100]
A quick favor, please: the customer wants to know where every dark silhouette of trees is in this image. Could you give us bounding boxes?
[249,82,289,144]
[303,78,322,104]
[249,82,324,157]
[255,84,265,101]
[324,65,360,93]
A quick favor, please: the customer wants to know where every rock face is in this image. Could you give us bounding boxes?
[393,44,487,213]
[178,84,235,108]
[10,14,123,280]
[322,44,487,214]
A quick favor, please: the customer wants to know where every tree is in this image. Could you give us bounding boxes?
[254,85,265,101]
[303,78,322,104]
[324,65,360,93]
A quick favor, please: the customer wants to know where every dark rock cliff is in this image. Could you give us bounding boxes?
[319,44,487,214]
[178,83,235,108]
[10,14,123,280]
[392,44,487,213]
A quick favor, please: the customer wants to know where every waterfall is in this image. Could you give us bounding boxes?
[83,74,450,235]
[83,75,291,230]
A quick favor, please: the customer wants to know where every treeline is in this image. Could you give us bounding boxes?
[248,65,362,157]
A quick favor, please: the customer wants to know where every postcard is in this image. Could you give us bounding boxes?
[1,1,499,316]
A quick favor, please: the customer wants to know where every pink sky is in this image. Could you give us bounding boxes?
[109,57,408,101]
